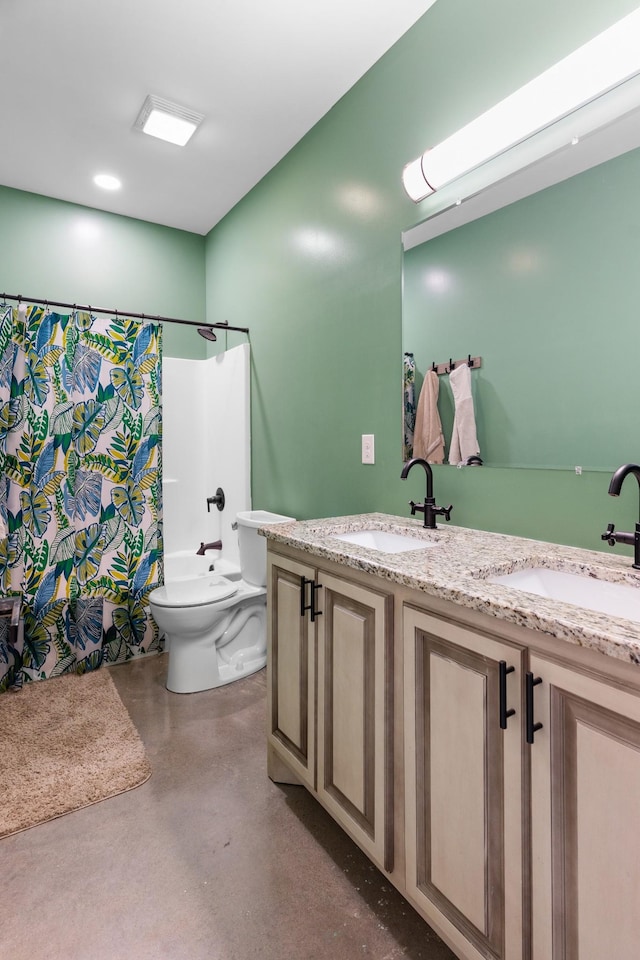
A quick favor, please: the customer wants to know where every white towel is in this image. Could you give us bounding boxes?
[413,369,445,464]
[448,362,480,465]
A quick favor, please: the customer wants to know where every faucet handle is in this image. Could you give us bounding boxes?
[442,504,453,522]
[409,500,425,516]
[206,487,226,513]
[601,522,617,546]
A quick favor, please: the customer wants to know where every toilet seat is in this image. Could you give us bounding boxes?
[150,575,238,608]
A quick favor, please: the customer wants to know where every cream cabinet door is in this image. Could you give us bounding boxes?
[316,572,393,872]
[267,552,317,790]
[404,606,525,960]
[529,653,640,960]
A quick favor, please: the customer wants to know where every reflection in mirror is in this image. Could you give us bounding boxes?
[402,134,640,472]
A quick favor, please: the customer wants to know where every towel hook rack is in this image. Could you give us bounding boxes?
[429,355,482,376]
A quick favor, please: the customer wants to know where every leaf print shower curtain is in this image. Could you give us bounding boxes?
[0,302,163,691]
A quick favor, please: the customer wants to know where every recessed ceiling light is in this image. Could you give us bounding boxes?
[94,173,122,191]
[134,94,203,146]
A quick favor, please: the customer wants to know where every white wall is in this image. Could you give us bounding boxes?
[162,344,251,567]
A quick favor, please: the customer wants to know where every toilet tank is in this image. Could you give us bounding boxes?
[236,510,295,586]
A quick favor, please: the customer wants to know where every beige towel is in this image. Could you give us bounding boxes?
[448,362,480,465]
[413,369,444,463]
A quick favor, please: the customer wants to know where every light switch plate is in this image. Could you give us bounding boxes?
[362,434,375,464]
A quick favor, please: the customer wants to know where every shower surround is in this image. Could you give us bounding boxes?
[162,343,251,574]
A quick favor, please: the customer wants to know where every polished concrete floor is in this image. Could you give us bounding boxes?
[2,654,456,960]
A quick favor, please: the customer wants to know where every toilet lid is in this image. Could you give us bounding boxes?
[150,575,238,608]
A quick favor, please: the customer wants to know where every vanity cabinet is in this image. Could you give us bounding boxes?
[266,538,640,960]
[267,550,394,869]
[267,552,317,790]
[528,653,640,960]
[403,605,525,960]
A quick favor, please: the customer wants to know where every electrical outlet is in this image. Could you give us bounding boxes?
[362,434,375,464]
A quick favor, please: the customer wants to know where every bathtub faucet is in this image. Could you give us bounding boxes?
[196,540,222,555]
[207,488,226,512]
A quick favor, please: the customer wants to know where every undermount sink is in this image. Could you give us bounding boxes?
[333,529,436,554]
[489,567,640,624]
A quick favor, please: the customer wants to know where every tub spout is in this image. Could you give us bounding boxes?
[196,540,222,555]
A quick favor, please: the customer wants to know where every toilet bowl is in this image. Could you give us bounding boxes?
[149,510,294,693]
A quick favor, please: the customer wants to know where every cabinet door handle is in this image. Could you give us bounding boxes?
[310,581,323,622]
[499,660,516,729]
[300,576,313,618]
[525,671,543,744]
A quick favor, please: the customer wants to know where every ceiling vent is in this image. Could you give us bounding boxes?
[134,95,204,146]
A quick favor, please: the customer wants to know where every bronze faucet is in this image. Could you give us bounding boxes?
[400,458,452,529]
[602,463,640,569]
[196,540,222,556]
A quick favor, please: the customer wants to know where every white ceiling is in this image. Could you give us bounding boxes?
[0,0,437,235]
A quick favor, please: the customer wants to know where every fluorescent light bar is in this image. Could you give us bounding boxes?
[403,6,640,201]
[134,95,203,147]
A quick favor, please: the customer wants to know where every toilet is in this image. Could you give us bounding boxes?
[149,510,294,693]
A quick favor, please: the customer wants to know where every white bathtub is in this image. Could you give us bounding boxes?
[163,550,242,583]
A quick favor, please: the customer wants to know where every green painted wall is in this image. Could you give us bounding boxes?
[403,148,640,471]
[2,1,640,559]
[0,186,206,359]
[204,0,640,555]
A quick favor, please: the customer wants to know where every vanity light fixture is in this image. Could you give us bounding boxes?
[134,94,204,147]
[402,6,640,202]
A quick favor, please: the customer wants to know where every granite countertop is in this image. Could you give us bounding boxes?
[260,512,640,666]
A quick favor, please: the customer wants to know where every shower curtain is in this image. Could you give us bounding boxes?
[403,352,416,461]
[0,302,163,691]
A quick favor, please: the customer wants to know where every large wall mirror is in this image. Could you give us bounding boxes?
[401,105,640,471]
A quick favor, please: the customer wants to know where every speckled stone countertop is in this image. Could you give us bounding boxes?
[261,512,640,666]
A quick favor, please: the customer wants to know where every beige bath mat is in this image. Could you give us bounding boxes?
[0,667,151,838]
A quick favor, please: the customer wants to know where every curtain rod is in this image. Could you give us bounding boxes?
[0,292,250,335]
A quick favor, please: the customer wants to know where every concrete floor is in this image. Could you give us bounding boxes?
[2,654,456,960]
